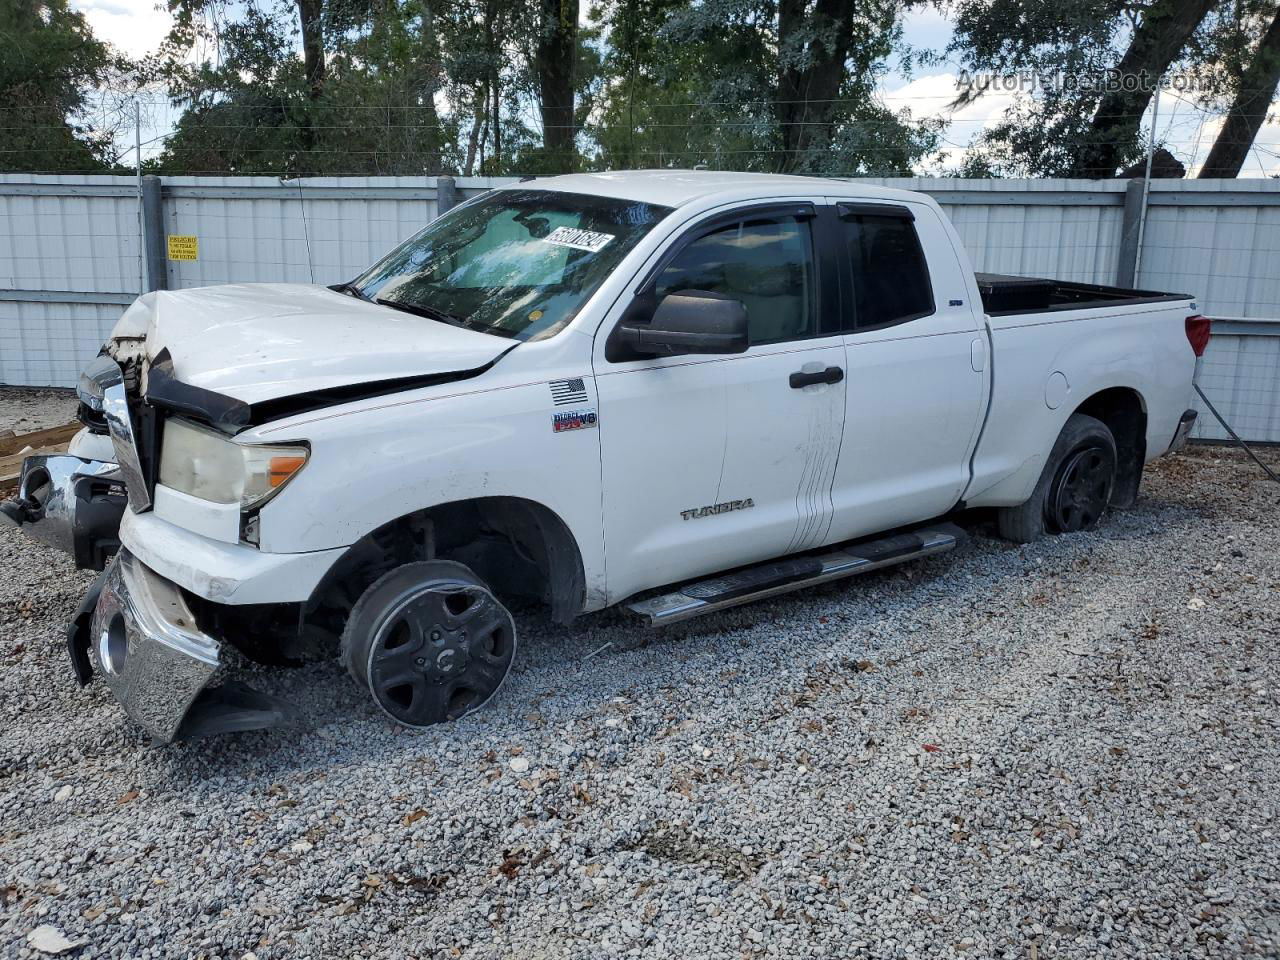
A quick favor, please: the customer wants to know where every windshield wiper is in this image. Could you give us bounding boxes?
[330,281,370,301]
[374,297,466,327]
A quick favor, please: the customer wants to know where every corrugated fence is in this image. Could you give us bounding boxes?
[2,173,1277,441]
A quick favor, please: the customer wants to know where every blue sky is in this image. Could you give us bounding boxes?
[71,0,1280,176]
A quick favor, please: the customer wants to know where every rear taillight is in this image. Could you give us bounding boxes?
[1185,315,1212,357]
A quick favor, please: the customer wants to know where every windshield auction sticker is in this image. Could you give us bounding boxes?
[542,226,614,252]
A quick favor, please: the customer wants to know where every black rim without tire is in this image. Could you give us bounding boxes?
[1049,445,1114,533]
[365,579,515,727]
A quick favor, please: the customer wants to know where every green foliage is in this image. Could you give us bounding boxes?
[584,0,939,174]
[947,0,1270,176]
[0,0,114,172]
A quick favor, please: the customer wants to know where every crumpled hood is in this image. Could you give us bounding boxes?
[109,283,510,405]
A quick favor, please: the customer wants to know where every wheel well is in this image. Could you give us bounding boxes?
[305,497,586,639]
[1073,387,1146,508]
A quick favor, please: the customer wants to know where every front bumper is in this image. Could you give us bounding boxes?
[89,549,220,741]
[82,550,290,742]
[0,454,126,570]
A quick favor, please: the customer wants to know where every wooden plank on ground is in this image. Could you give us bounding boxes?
[0,423,80,459]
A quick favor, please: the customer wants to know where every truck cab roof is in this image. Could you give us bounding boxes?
[508,170,927,208]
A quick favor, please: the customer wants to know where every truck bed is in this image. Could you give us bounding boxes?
[975,273,1190,316]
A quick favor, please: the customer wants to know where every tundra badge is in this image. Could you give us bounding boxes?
[681,499,754,521]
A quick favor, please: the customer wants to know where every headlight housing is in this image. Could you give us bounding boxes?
[77,354,120,413]
[159,417,308,509]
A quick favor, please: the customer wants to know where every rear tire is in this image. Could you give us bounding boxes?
[996,414,1117,544]
[341,560,517,727]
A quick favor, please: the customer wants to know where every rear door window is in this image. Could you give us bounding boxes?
[840,210,934,330]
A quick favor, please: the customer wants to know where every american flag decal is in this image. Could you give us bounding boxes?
[549,377,588,406]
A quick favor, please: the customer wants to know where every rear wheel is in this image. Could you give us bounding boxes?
[341,560,516,727]
[997,413,1117,543]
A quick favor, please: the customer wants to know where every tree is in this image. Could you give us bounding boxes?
[1071,0,1216,176]
[535,0,579,168]
[587,0,938,174]
[1198,4,1280,177]
[0,0,113,172]
[154,0,459,175]
[949,0,1220,177]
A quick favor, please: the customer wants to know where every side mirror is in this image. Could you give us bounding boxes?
[615,290,749,357]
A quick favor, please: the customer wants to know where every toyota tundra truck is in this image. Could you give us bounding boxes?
[1,171,1209,741]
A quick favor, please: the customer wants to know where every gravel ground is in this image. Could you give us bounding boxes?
[1,386,1278,959]
[0,388,78,435]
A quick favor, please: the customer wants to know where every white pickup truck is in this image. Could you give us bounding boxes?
[3,171,1209,741]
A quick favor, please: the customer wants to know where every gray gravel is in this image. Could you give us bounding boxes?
[0,388,77,435]
[1,384,1278,958]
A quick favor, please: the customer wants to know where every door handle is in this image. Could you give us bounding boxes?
[789,365,844,389]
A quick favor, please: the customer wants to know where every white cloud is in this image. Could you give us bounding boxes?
[879,71,1019,170]
[71,0,173,60]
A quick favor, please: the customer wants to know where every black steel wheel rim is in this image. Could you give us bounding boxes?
[1050,445,1113,532]
[365,580,515,727]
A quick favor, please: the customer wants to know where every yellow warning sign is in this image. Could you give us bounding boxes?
[167,235,199,261]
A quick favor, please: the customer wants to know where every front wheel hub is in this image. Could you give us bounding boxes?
[360,573,516,727]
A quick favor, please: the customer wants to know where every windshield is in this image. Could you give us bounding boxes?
[352,189,672,341]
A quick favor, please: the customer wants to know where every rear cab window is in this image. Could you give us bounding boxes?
[836,203,935,331]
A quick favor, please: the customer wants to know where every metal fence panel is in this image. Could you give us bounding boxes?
[1192,319,1280,443]
[0,296,127,387]
[0,174,142,295]
[159,176,511,289]
[1138,181,1280,318]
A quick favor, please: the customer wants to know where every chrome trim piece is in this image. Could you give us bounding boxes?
[628,526,962,626]
[1169,409,1198,453]
[9,455,124,556]
[102,379,152,512]
[90,550,220,742]
[77,354,120,412]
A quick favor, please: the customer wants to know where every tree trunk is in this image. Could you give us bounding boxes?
[775,0,858,173]
[418,0,444,173]
[484,0,501,172]
[1071,0,1215,177]
[464,83,487,176]
[1198,9,1280,178]
[535,0,578,170]
[492,67,502,171]
[297,0,326,101]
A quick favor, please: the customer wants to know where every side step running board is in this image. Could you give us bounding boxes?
[626,523,965,626]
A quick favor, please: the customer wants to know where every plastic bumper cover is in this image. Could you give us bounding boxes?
[120,508,346,605]
[0,455,126,570]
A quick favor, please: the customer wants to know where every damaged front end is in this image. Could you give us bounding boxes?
[2,454,125,570]
[6,350,291,742]
[1,355,129,569]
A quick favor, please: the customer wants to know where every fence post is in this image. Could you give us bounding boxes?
[1115,178,1145,289]
[141,175,167,292]
[436,175,457,217]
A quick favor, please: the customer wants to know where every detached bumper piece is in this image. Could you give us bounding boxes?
[628,523,965,626]
[80,550,291,742]
[1169,408,1198,453]
[0,455,125,570]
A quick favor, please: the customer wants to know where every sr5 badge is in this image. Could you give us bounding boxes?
[553,409,598,433]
